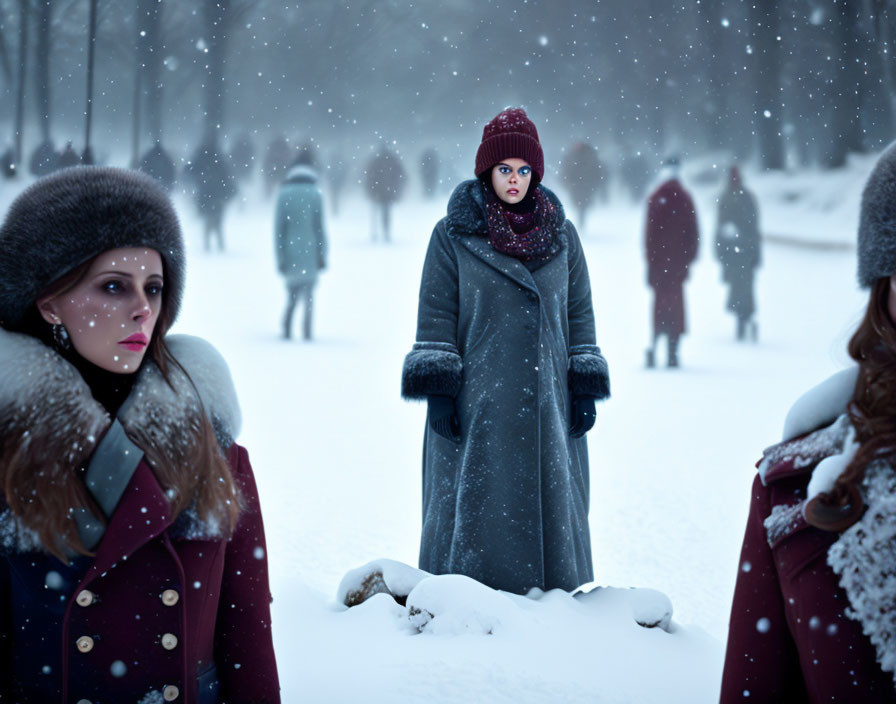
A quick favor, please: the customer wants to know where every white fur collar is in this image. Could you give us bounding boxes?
[828,460,896,685]
[780,366,859,442]
[0,327,241,451]
[0,329,241,552]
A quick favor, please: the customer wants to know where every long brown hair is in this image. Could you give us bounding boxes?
[806,276,896,530]
[1,254,241,560]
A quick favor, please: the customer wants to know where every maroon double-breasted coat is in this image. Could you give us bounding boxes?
[1,444,280,704]
[0,332,280,704]
[644,178,699,337]
[721,375,896,702]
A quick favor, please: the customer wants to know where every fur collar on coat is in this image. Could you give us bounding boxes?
[759,367,896,686]
[0,327,241,551]
[445,179,567,239]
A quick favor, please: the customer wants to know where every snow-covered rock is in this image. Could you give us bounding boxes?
[576,585,675,632]
[406,574,521,635]
[337,558,431,606]
[340,560,676,634]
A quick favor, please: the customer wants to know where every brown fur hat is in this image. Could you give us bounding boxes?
[0,166,185,328]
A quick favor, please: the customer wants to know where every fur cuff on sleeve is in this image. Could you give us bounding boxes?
[402,342,463,400]
[568,346,610,400]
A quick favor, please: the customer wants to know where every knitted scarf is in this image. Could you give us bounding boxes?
[484,186,561,262]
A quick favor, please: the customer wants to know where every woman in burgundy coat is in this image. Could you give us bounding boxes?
[0,168,280,703]
[644,157,699,368]
[720,144,896,702]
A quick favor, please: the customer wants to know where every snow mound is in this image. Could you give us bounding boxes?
[576,586,674,632]
[337,558,431,606]
[339,560,676,634]
[328,561,719,701]
[406,574,520,635]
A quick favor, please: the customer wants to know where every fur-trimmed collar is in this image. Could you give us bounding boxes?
[780,367,859,443]
[444,179,566,239]
[0,328,241,551]
[0,328,240,452]
[759,410,896,684]
[829,458,896,686]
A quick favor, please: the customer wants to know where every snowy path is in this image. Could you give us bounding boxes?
[0,161,860,702]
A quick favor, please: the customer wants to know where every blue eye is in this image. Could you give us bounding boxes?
[101,280,124,294]
[146,283,163,297]
[498,166,511,174]
[519,166,532,176]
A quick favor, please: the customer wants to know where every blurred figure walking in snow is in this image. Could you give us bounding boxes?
[720,142,896,703]
[401,107,610,594]
[419,147,440,200]
[325,152,349,216]
[620,150,652,204]
[561,141,606,232]
[29,139,59,176]
[56,141,81,169]
[263,134,295,198]
[138,140,177,192]
[715,165,761,342]
[365,147,406,243]
[644,156,699,368]
[187,139,237,252]
[229,131,255,184]
[275,151,328,341]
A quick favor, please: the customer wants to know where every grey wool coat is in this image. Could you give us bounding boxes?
[401,179,610,594]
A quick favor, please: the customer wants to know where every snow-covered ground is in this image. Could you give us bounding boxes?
[4,154,874,701]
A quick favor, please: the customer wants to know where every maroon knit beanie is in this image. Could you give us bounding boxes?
[475,108,544,184]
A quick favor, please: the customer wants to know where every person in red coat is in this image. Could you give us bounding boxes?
[644,157,699,368]
[720,143,896,702]
[0,167,280,703]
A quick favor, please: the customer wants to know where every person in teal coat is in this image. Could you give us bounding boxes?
[274,153,328,340]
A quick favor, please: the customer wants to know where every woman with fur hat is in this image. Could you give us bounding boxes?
[719,145,896,701]
[0,167,280,703]
[401,107,610,594]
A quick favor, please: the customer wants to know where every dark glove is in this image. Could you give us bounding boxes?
[428,394,461,443]
[570,396,596,438]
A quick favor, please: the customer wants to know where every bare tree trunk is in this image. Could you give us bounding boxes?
[751,0,784,170]
[131,0,163,164]
[14,0,28,168]
[144,0,163,143]
[865,0,895,149]
[824,0,864,168]
[131,0,145,166]
[203,0,230,143]
[83,0,97,161]
[33,0,50,142]
[0,7,14,91]
[697,1,727,152]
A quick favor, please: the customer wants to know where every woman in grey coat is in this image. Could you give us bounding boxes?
[715,165,761,341]
[401,108,610,594]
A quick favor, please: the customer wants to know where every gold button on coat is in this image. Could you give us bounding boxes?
[75,590,94,607]
[163,684,180,701]
[161,633,178,650]
[76,636,94,653]
[161,589,179,606]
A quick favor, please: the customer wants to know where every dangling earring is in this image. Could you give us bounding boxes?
[52,322,71,351]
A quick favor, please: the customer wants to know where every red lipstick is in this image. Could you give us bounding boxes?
[118,332,148,351]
